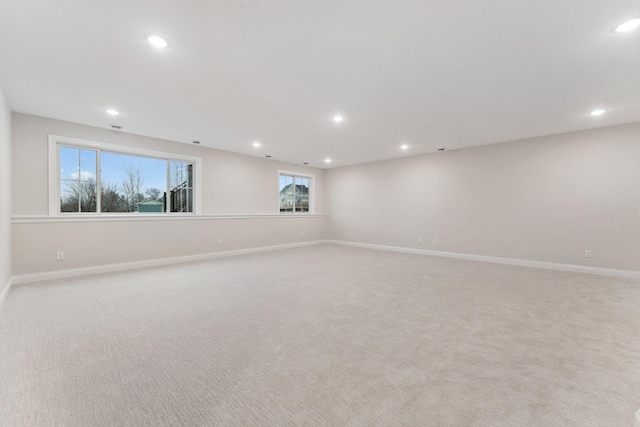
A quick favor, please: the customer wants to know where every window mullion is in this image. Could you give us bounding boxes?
[166,160,170,213]
[96,149,102,213]
[77,149,81,213]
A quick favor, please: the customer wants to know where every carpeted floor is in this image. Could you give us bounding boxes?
[1,244,639,426]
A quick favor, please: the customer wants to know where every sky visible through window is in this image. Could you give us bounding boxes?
[60,148,167,193]
[101,152,166,191]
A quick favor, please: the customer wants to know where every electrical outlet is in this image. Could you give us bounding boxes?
[218,239,223,246]
[585,250,592,258]
[433,238,438,245]
[417,237,422,244]
[56,252,64,261]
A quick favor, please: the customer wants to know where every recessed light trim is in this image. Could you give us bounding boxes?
[590,109,607,116]
[147,35,168,48]
[105,109,119,116]
[615,18,640,33]
[333,115,344,123]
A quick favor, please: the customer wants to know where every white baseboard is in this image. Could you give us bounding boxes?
[11,240,330,285]
[327,240,640,280]
[0,277,13,311]
[9,238,639,287]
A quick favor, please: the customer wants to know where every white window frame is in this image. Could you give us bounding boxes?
[48,134,202,216]
[278,170,315,214]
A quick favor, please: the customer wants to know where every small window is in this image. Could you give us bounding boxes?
[50,135,200,215]
[279,173,312,213]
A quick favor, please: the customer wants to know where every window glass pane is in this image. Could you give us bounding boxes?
[60,146,79,212]
[60,146,79,181]
[295,177,309,212]
[101,152,166,213]
[80,179,97,212]
[169,161,193,213]
[80,149,97,179]
[59,146,97,212]
[79,149,97,212]
[279,175,294,212]
[61,180,79,212]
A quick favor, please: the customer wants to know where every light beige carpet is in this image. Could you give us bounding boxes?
[1,244,639,426]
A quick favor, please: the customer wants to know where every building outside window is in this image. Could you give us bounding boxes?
[279,173,312,213]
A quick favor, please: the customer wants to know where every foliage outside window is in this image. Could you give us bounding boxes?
[52,137,199,215]
[279,174,311,213]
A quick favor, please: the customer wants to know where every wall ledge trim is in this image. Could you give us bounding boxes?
[12,213,329,224]
[11,240,331,285]
[327,240,640,280]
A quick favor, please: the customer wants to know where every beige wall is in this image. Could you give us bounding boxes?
[11,112,640,277]
[12,113,326,215]
[12,114,327,276]
[12,216,325,276]
[326,123,640,272]
[0,84,12,289]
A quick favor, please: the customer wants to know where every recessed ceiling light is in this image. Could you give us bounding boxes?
[324,158,332,163]
[400,144,409,150]
[252,141,261,147]
[590,109,607,116]
[333,115,344,123]
[105,109,119,116]
[147,35,168,48]
[615,18,640,33]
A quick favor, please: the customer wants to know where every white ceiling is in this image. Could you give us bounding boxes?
[1,0,639,168]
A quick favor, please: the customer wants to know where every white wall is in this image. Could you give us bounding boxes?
[326,123,640,272]
[0,84,12,294]
[12,113,327,276]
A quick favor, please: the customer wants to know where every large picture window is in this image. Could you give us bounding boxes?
[50,135,200,215]
[279,172,312,213]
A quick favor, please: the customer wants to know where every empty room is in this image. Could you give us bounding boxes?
[1,1,639,426]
